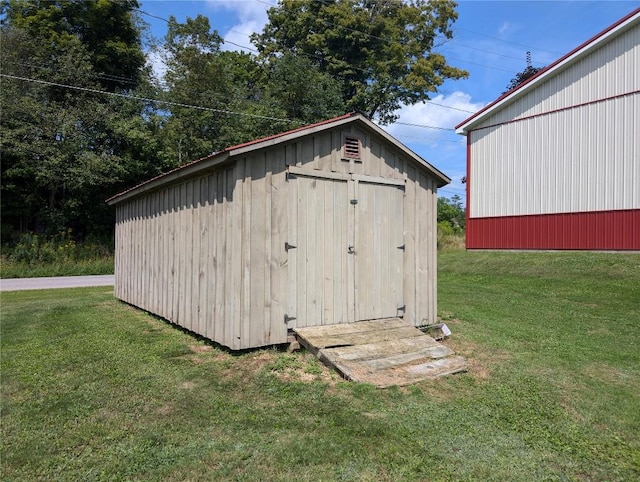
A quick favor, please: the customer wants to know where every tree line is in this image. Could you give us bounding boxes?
[1,0,468,245]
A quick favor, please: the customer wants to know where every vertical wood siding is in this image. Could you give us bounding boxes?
[114,123,441,349]
[115,156,289,350]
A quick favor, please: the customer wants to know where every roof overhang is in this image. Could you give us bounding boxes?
[107,113,450,205]
[455,8,640,135]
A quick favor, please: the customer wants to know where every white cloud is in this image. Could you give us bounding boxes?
[146,48,168,84]
[498,21,515,36]
[206,0,271,52]
[384,92,486,145]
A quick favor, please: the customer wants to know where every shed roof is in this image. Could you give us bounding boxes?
[107,112,451,205]
[455,7,640,134]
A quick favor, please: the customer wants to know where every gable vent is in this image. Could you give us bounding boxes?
[343,137,361,159]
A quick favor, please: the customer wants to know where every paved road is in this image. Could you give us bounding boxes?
[0,275,114,292]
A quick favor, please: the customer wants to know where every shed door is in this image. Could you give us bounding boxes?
[288,174,352,328]
[288,173,404,328]
[354,180,405,321]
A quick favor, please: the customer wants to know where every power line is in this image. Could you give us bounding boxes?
[2,73,471,133]
[445,40,547,67]
[0,73,301,125]
[454,26,564,56]
[388,121,453,132]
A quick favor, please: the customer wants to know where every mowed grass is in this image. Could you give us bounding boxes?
[1,251,639,481]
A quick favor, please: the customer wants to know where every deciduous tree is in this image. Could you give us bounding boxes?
[252,0,468,123]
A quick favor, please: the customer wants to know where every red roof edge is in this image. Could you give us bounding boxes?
[106,112,360,204]
[223,112,357,152]
[455,7,640,131]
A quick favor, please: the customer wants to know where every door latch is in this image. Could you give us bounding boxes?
[348,245,355,254]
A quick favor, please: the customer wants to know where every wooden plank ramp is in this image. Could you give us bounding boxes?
[294,318,467,388]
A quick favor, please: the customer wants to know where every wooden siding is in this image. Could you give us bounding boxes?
[114,122,440,349]
[116,153,290,350]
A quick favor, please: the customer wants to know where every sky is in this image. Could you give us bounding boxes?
[137,0,638,201]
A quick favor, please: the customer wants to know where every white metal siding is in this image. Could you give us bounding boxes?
[478,23,639,128]
[469,20,639,219]
[470,92,640,218]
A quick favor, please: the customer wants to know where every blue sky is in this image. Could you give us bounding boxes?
[138,0,638,200]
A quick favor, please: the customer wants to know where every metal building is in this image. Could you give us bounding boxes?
[456,9,640,250]
[107,113,450,350]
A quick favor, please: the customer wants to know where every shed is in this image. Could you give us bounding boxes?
[107,113,450,350]
[455,8,640,250]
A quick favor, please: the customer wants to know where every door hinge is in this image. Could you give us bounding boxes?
[285,242,297,251]
[284,314,296,324]
[350,199,358,205]
[397,244,405,251]
[397,305,406,312]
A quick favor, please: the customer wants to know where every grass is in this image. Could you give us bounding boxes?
[0,255,114,278]
[1,232,114,278]
[1,251,639,481]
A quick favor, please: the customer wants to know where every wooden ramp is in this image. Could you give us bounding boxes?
[294,318,467,388]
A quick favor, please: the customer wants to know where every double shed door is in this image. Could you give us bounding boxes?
[288,171,404,328]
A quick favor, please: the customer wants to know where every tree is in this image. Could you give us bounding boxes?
[158,15,346,167]
[252,0,468,124]
[1,1,157,240]
[159,15,267,166]
[1,28,123,236]
[437,195,465,232]
[261,52,345,124]
[503,51,544,94]
[2,0,146,92]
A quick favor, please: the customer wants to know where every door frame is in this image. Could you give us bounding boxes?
[286,166,406,328]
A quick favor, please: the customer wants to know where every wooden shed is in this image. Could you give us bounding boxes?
[107,113,450,350]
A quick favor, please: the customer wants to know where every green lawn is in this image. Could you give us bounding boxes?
[1,251,639,481]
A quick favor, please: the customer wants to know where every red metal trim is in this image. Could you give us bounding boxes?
[224,112,355,152]
[467,210,640,250]
[467,90,639,134]
[107,113,359,204]
[465,133,471,250]
[455,8,640,131]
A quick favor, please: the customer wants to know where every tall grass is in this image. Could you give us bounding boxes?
[0,231,113,278]
[437,223,465,250]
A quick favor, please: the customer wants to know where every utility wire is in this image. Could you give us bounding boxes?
[0,73,301,125]
[454,26,564,55]
[136,6,517,103]
[2,72,466,134]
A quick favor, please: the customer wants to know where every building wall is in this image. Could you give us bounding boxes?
[477,23,639,127]
[465,20,639,250]
[114,123,440,349]
[469,93,639,218]
[115,160,286,350]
